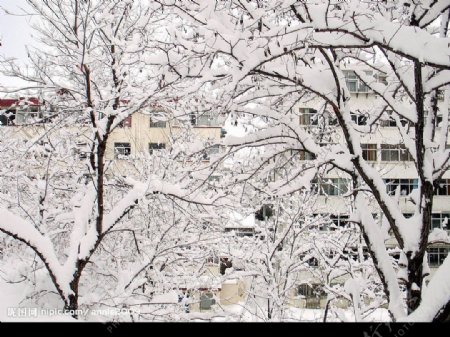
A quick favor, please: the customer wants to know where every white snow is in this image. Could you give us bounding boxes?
[402,253,450,322]
[428,228,450,244]
[0,278,76,322]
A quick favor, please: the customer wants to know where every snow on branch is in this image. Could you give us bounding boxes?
[401,253,450,321]
[0,208,71,298]
[307,5,450,68]
[103,180,149,234]
[354,194,406,320]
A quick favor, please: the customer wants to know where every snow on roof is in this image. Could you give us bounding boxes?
[149,291,179,304]
[171,274,222,290]
[225,211,255,229]
[222,278,239,285]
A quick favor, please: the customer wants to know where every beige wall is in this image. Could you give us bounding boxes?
[106,112,222,160]
[219,279,247,305]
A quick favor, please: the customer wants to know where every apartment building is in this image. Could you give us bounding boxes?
[285,66,450,308]
[0,98,226,172]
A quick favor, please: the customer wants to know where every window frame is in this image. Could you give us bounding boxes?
[380,144,413,162]
[190,111,218,127]
[428,247,449,267]
[114,142,131,158]
[351,112,368,126]
[435,179,450,196]
[384,178,418,196]
[343,70,370,93]
[203,144,220,161]
[149,113,167,128]
[299,108,318,126]
[362,144,377,161]
[149,142,166,155]
[312,178,350,196]
[431,213,450,230]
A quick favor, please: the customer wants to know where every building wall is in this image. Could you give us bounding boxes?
[219,279,247,306]
[106,111,222,161]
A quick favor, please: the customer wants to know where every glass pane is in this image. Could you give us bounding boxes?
[429,253,438,266]
[358,83,369,92]
[346,80,357,92]
[150,119,166,128]
[431,218,441,229]
[439,249,448,265]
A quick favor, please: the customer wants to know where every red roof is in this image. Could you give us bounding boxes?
[0,97,40,108]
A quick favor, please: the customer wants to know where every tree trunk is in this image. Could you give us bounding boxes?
[405,252,424,313]
[65,278,81,318]
[405,180,433,313]
[65,293,79,318]
[64,259,88,319]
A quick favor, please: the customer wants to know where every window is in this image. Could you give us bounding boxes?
[298,150,316,160]
[431,213,450,230]
[428,247,449,267]
[376,73,388,85]
[190,112,218,126]
[362,144,377,161]
[381,145,399,161]
[118,116,132,128]
[380,110,411,128]
[351,112,368,126]
[380,144,413,161]
[150,118,167,128]
[206,256,219,264]
[343,247,370,261]
[435,179,450,196]
[318,214,349,231]
[114,142,131,158]
[380,117,398,127]
[297,284,326,308]
[299,109,336,126]
[343,70,358,92]
[384,179,418,196]
[208,175,220,182]
[298,284,315,297]
[224,227,255,237]
[149,142,166,154]
[330,214,349,229]
[343,70,369,93]
[312,178,349,196]
[199,292,216,311]
[203,144,220,161]
[299,108,318,126]
[13,104,43,125]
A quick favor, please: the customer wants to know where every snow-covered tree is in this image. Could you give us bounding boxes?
[0,0,222,317]
[163,0,450,322]
[210,151,389,322]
